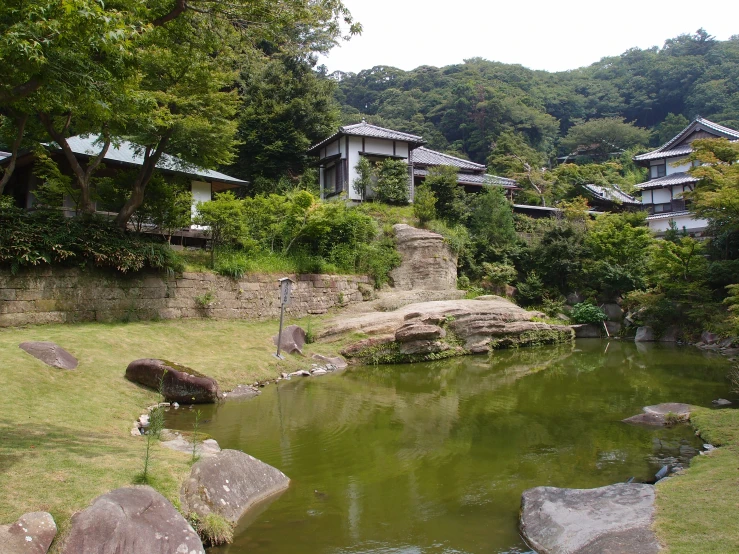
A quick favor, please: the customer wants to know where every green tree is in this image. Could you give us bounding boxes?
[353,157,373,201]
[231,54,341,186]
[194,192,245,265]
[424,165,466,223]
[467,187,516,247]
[560,118,650,160]
[584,212,653,296]
[685,138,739,232]
[373,159,409,205]
[652,113,690,145]
[413,184,437,225]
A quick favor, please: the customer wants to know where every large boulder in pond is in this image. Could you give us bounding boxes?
[573,324,601,338]
[634,326,656,342]
[125,359,219,404]
[520,483,659,554]
[623,402,692,426]
[0,511,57,554]
[181,449,290,523]
[272,325,306,355]
[19,342,77,370]
[61,486,204,554]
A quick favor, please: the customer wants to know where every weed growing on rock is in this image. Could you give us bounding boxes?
[189,512,234,547]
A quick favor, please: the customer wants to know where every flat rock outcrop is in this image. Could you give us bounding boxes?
[61,486,204,554]
[19,342,77,370]
[388,224,457,291]
[0,511,57,554]
[520,483,660,554]
[311,353,348,369]
[323,296,572,364]
[181,449,290,523]
[125,359,219,403]
[623,403,691,426]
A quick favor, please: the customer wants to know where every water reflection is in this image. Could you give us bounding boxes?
[166,341,731,554]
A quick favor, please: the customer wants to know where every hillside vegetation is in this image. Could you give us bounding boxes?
[330,30,739,166]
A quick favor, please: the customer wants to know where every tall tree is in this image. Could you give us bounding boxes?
[230,54,340,187]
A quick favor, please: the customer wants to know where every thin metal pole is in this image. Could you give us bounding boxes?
[276,302,285,359]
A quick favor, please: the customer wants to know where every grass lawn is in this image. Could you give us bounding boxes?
[0,316,354,552]
[655,405,739,553]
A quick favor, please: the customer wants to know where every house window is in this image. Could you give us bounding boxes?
[650,164,666,179]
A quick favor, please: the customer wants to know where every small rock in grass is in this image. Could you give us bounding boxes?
[19,341,78,370]
[312,369,328,376]
[0,511,57,554]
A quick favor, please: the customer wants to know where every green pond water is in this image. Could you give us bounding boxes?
[166,340,733,554]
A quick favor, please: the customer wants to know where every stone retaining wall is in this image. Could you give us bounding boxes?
[0,268,371,327]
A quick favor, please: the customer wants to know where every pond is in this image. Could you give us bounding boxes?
[166,340,732,554]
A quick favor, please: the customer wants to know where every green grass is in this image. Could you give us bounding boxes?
[655,405,739,553]
[0,317,353,551]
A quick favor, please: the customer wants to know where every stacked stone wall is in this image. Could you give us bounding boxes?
[0,268,370,327]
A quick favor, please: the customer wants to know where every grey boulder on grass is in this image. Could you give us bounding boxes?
[19,341,78,370]
[61,486,204,554]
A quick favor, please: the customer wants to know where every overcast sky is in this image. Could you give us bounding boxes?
[320,0,737,74]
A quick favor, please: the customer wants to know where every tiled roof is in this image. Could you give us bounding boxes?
[634,172,698,190]
[634,117,739,162]
[646,210,694,221]
[61,135,247,185]
[582,184,641,205]
[308,121,425,154]
[632,145,694,161]
[413,168,517,188]
[412,147,485,171]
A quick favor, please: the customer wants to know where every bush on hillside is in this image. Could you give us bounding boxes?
[570,302,607,324]
[0,207,184,274]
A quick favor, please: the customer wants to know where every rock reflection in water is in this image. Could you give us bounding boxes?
[165,340,731,554]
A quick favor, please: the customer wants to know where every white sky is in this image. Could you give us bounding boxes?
[320,0,738,74]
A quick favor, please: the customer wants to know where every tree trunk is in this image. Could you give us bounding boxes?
[114,132,172,229]
[38,113,110,214]
[0,113,28,196]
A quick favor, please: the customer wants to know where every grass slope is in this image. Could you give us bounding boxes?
[0,317,350,552]
[655,406,739,553]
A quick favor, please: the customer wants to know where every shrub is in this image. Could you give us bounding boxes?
[570,302,607,324]
[413,184,436,224]
[0,208,184,274]
[481,262,517,291]
[516,272,544,306]
[426,219,469,255]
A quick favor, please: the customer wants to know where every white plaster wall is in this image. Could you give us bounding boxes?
[652,188,672,203]
[641,190,653,205]
[347,137,362,200]
[668,156,692,175]
[190,180,212,229]
[395,142,409,158]
[649,214,709,234]
[364,138,394,156]
[326,140,340,157]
